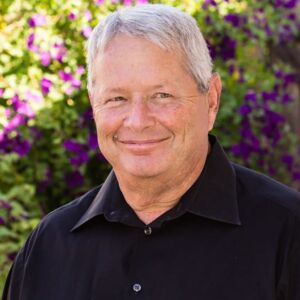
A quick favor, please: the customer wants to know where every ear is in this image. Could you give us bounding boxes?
[207,73,222,131]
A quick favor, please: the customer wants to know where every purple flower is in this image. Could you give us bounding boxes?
[268,165,276,177]
[287,13,296,20]
[41,78,53,95]
[293,171,300,181]
[11,95,35,118]
[283,0,298,9]
[245,90,257,102]
[224,14,245,28]
[27,33,39,52]
[261,91,277,102]
[202,0,217,9]
[7,252,17,261]
[59,70,73,82]
[28,14,47,27]
[0,217,5,225]
[231,142,252,160]
[265,25,272,37]
[5,115,25,132]
[219,36,236,60]
[63,139,83,153]
[205,16,212,25]
[65,171,84,189]
[70,152,89,166]
[281,93,292,103]
[239,104,252,116]
[80,108,93,127]
[275,70,284,79]
[81,26,92,38]
[0,132,4,143]
[15,139,31,157]
[68,12,76,20]
[283,73,296,88]
[281,154,294,169]
[53,43,67,63]
[0,200,12,210]
[123,0,132,5]
[266,110,285,124]
[40,51,51,66]
[88,133,98,150]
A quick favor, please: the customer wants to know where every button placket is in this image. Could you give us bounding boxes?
[132,283,142,293]
[144,226,152,235]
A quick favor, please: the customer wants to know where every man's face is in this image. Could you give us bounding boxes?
[91,34,220,181]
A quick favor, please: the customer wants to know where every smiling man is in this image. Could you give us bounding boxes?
[3,4,300,300]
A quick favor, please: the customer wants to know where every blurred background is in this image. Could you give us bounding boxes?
[0,0,300,291]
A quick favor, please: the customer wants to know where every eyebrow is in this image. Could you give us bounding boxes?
[101,84,170,94]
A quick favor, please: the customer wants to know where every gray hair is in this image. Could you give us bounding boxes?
[87,4,213,92]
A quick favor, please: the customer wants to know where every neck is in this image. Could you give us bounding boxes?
[115,149,209,225]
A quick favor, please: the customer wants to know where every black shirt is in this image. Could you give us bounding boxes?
[3,136,300,300]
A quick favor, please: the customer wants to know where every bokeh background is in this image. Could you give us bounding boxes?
[1,0,300,291]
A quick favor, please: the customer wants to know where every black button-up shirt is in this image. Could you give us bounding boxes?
[3,136,300,300]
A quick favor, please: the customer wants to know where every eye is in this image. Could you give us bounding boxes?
[153,92,173,99]
[105,96,127,104]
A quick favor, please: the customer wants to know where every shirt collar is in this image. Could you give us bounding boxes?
[71,135,241,232]
[185,135,241,226]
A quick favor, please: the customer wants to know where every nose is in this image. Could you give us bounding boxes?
[123,98,155,131]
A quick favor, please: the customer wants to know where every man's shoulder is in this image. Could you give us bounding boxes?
[36,185,101,234]
[232,162,300,219]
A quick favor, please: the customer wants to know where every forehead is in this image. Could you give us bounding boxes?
[92,34,197,93]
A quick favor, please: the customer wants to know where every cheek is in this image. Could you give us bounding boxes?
[94,110,122,138]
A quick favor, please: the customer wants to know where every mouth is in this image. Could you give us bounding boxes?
[116,137,170,152]
[118,137,169,145]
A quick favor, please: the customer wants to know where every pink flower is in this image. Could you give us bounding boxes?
[123,0,132,5]
[41,78,53,95]
[5,115,25,132]
[81,26,92,38]
[27,33,39,52]
[72,79,81,89]
[0,88,4,97]
[40,51,51,66]
[68,12,76,20]
[52,43,67,63]
[95,0,104,5]
[59,70,73,82]
[76,65,85,75]
[24,91,44,103]
[84,10,92,21]
[28,14,47,27]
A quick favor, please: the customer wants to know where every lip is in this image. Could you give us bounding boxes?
[116,137,170,152]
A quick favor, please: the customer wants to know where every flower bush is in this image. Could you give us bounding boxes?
[0,0,300,290]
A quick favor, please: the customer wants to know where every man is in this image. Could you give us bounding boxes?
[3,4,300,300]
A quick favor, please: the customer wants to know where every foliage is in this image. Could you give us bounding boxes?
[0,0,300,291]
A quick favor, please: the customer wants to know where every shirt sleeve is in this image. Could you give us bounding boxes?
[277,216,300,300]
[2,247,26,300]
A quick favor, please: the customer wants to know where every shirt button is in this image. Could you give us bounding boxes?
[133,283,142,293]
[144,226,152,235]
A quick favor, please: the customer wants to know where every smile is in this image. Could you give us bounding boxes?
[117,137,170,152]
